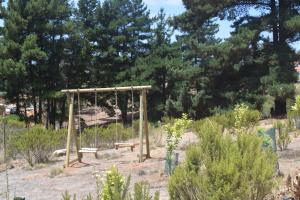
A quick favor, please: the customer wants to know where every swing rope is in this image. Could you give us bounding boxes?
[131,87,134,139]
[77,91,82,148]
[94,91,97,148]
[115,89,118,143]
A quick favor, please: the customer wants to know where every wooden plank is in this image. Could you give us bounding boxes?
[61,85,152,93]
[139,90,144,162]
[115,143,136,152]
[65,93,74,168]
[80,147,98,151]
[142,89,150,159]
[79,149,97,153]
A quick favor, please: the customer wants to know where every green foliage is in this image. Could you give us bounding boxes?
[99,166,130,200]
[61,191,77,200]
[163,114,191,156]
[62,166,160,200]
[3,114,25,128]
[291,95,300,116]
[193,105,260,134]
[257,128,272,148]
[261,95,275,118]
[8,125,66,166]
[232,103,260,134]
[274,120,292,151]
[128,181,159,200]
[169,120,277,200]
[94,166,159,200]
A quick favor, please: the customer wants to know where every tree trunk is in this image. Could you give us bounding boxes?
[60,98,66,128]
[46,98,50,129]
[38,95,42,123]
[16,94,20,115]
[119,93,129,125]
[278,0,288,45]
[33,93,37,124]
[270,0,279,45]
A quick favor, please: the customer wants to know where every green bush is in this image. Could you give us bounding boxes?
[1,114,25,128]
[291,95,300,116]
[8,125,65,166]
[231,104,261,134]
[274,120,292,151]
[62,166,160,200]
[128,181,159,200]
[169,120,277,200]
[163,113,191,156]
[193,105,260,135]
[261,95,275,118]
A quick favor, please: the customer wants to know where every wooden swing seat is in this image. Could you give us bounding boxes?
[79,147,98,153]
[114,143,138,152]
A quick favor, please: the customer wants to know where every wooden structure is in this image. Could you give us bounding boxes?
[61,86,151,167]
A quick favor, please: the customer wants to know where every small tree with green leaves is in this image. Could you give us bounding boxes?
[163,113,191,174]
[163,114,191,156]
[274,121,292,151]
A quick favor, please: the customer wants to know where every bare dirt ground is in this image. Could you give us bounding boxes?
[0,132,197,200]
[2,119,300,200]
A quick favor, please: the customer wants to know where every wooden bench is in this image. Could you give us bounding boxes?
[79,148,98,158]
[114,143,138,152]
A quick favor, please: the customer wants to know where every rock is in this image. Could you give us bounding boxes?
[52,149,66,157]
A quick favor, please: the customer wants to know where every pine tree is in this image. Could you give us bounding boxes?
[174,0,300,116]
[134,9,184,119]
[0,0,72,126]
[94,0,152,123]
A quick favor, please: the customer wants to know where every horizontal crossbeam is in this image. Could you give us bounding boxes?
[61,86,151,94]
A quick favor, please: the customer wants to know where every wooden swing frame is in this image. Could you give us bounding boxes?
[61,86,151,168]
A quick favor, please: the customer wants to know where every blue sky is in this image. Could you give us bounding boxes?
[144,0,233,39]
[144,0,299,50]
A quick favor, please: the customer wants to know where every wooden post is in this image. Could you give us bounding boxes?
[142,89,150,159]
[139,90,144,162]
[65,93,74,167]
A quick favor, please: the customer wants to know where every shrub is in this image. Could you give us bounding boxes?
[62,166,160,200]
[274,121,292,151]
[163,114,191,156]
[291,95,300,116]
[168,120,277,200]
[261,95,275,118]
[128,181,160,200]
[193,114,231,134]
[95,166,159,200]
[8,125,65,166]
[257,128,272,148]
[232,103,261,134]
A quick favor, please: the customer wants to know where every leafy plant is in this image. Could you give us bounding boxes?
[8,125,65,166]
[232,103,260,134]
[169,119,277,200]
[274,121,292,151]
[257,128,272,148]
[128,181,160,200]
[93,166,160,200]
[291,95,300,116]
[95,166,130,200]
[163,113,191,156]
[61,191,77,200]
